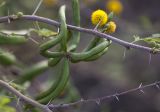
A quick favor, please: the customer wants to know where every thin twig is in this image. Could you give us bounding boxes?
[0,15,159,54]
[0,80,52,112]
[48,81,160,110]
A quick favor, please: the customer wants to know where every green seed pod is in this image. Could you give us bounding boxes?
[59,5,67,52]
[40,36,63,58]
[40,51,64,58]
[83,39,111,61]
[16,60,48,84]
[70,41,109,63]
[36,58,62,100]
[68,0,80,52]
[39,5,67,58]
[84,47,109,61]
[0,32,27,45]
[40,37,61,52]
[0,49,16,66]
[84,38,101,51]
[38,58,70,104]
[48,57,61,67]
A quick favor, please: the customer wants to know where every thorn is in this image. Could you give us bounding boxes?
[7,10,10,23]
[8,17,10,23]
[138,83,145,94]
[57,28,60,33]
[155,82,160,89]
[148,53,152,65]
[123,48,127,60]
[156,84,160,89]
[46,99,52,106]
[140,90,145,94]
[139,83,143,88]
[32,0,43,15]
[94,22,100,30]
[80,98,84,102]
[8,80,15,84]
[94,15,105,30]
[29,37,39,45]
[114,94,119,101]
[115,96,119,101]
[95,98,101,105]
[16,97,20,107]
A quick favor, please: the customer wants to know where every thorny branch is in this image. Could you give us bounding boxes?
[0,80,52,112]
[48,81,160,110]
[0,15,159,54]
[0,79,160,111]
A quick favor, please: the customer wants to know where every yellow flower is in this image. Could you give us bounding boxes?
[105,21,116,33]
[43,0,57,7]
[91,9,108,27]
[106,0,123,15]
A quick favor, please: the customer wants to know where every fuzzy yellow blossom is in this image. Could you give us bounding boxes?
[43,0,57,7]
[91,9,108,27]
[106,0,123,15]
[105,21,116,33]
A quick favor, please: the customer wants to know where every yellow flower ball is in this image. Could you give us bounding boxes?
[43,0,57,7]
[106,0,123,15]
[91,9,108,27]
[105,21,116,33]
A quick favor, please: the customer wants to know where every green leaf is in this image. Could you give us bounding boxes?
[108,12,114,20]
[0,96,16,112]
[0,106,16,112]
[0,96,11,106]
[35,28,58,37]
[143,34,160,43]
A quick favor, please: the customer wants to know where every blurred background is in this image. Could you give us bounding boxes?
[0,0,160,112]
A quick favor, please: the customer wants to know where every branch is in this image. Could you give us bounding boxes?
[0,80,52,112]
[48,81,160,110]
[0,15,159,54]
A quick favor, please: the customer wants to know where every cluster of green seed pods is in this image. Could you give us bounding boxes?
[0,0,112,106]
[34,0,111,104]
[35,5,69,104]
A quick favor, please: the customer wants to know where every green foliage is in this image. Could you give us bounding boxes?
[32,28,58,38]
[108,12,114,20]
[143,34,160,44]
[0,96,16,112]
[133,34,160,51]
